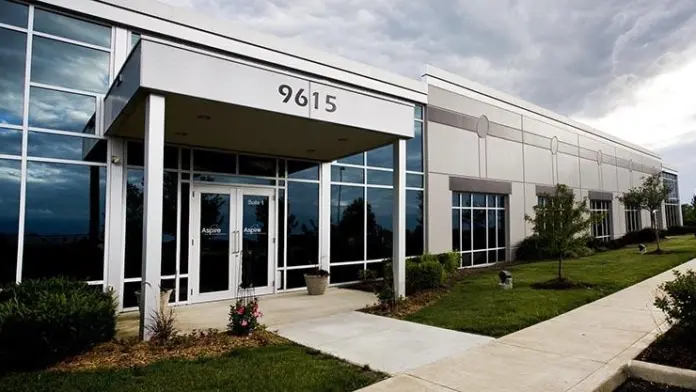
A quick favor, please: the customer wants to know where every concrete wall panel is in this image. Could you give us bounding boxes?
[557,153,580,188]
[523,116,577,145]
[617,167,631,193]
[523,145,553,185]
[601,164,618,192]
[427,122,479,177]
[428,86,522,129]
[580,158,600,190]
[486,136,524,182]
[509,181,527,254]
[426,172,452,254]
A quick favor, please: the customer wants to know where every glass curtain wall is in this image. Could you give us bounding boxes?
[0,1,110,287]
[590,200,612,240]
[452,192,506,267]
[663,172,680,228]
[625,208,641,233]
[328,106,424,284]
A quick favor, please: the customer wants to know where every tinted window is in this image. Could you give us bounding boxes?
[162,172,178,276]
[28,132,105,161]
[331,165,363,184]
[33,8,111,47]
[31,36,110,93]
[406,173,423,188]
[0,28,26,126]
[0,159,20,285]
[287,160,319,180]
[0,128,22,156]
[338,153,363,165]
[330,263,363,284]
[130,32,141,49]
[286,182,319,266]
[179,182,189,274]
[366,145,393,168]
[0,1,28,27]
[28,87,95,132]
[277,189,285,268]
[126,142,177,169]
[406,190,424,256]
[238,155,275,177]
[367,169,392,186]
[193,150,236,174]
[407,121,423,172]
[124,170,143,278]
[23,163,106,281]
[331,185,364,262]
[366,188,392,260]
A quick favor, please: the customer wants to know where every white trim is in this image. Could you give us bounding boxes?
[0,22,28,33]
[26,156,107,166]
[0,124,23,131]
[32,30,111,51]
[0,154,22,161]
[29,81,102,99]
[27,127,105,139]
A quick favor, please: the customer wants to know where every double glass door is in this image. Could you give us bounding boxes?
[190,185,275,303]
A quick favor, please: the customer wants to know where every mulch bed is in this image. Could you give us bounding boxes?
[530,277,594,290]
[615,379,695,392]
[638,325,696,371]
[52,329,288,372]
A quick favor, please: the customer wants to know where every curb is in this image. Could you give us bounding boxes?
[627,360,696,390]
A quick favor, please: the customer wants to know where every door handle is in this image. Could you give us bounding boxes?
[232,230,238,254]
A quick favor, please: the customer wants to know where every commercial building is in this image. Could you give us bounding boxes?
[0,0,682,333]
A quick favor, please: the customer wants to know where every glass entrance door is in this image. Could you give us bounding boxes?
[190,186,275,303]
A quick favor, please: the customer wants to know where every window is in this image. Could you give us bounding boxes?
[590,200,612,241]
[625,208,641,233]
[452,192,506,267]
[666,205,680,228]
[0,159,21,285]
[0,27,27,126]
[663,172,681,228]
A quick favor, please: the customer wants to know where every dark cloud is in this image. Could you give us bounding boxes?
[656,136,696,202]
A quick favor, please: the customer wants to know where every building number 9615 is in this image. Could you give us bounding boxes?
[278,84,337,113]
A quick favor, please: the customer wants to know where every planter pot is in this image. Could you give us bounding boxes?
[135,289,174,314]
[304,275,329,295]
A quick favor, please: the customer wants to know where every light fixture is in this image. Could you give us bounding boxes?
[197,114,211,120]
[111,155,121,165]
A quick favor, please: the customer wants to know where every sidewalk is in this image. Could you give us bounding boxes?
[359,258,696,392]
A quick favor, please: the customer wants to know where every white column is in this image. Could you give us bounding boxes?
[140,94,165,340]
[106,139,125,309]
[392,139,406,298]
[319,162,331,272]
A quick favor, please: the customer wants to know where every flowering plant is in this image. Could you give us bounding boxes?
[228,298,262,336]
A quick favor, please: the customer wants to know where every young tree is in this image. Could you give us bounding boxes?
[682,195,696,226]
[618,173,670,252]
[525,184,596,281]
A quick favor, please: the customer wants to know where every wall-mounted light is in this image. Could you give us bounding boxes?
[111,155,122,165]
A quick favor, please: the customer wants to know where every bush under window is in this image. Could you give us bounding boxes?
[0,278,117,371]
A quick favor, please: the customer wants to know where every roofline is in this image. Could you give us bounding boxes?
[37,0,427,103]
[662,165,679,174]
[423,65,661,159]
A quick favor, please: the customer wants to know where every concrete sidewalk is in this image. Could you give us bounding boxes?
[359,258,696,392]
[273,311,493,374]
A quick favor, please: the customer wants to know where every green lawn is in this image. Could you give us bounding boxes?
[0,344,386,392]
[406,236,696,338]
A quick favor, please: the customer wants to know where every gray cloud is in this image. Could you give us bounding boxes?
[656,135,696,202]
[160,0,696,202]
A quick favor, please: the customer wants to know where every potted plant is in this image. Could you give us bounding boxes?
[304,268,330,295]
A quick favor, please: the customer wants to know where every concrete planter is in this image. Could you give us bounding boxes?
[304,275,329,295]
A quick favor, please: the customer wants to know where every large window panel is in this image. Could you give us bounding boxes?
[161,172,178,276]
[331,165,363,184]
[366,145,393,169]
[28,87,95,132]
[407,120,423,172]
[286,182,319,266]
[0,1,28,27]
[461,210,472,251]
[473,210,486,250]
[0,28,26,126]
[366,188,393,260]
[331,185,364,263]
[28,131,105,162]
[406,190,424,256]
[287,160,319,180]
[23,162,106,281]
[33,8,111,47]
[0,159,21,285]
[452,191,506,267]
[238,155,275,177]
[31,36,110,93]
[0,128,22,156]
[193,150,236,174]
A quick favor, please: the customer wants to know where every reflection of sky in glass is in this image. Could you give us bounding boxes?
[34,8,111,48]
[25,162,106,236]
[0,28,26,126]
[287,182,318,235]
[407,121,423,172]
[0,159,21,233]
[331,165,363,184]
[29,87,95,132]
[0,1,28,27]
[31,36,110,93]
[28,131,84,160]
[0,128,22,156]
[367,169,392,186]
[367,188,392,229]
[366,144,393,169]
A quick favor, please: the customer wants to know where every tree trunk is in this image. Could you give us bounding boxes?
[558,254,563,281]
[654,227,661,251]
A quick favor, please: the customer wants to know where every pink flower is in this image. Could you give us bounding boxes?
[237,307,245,315]
[241,320,248,327]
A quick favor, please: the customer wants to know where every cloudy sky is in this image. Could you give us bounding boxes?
[159,0,696,201]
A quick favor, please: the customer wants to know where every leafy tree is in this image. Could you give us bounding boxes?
[525,184,596,281]
[682,195,696,226]
[618,173,670,252]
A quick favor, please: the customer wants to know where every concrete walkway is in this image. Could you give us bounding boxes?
[359,258,696,392]
[273,311,493,374]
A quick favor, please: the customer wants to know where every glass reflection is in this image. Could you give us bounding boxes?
[452,210,460,252]
[331,165,363,184]
[0,159,20,285]
[130,32,141,49]
[240,195,270,289]
[0,128,22,156]
[28,131,98,161]
[0,1,28,27]
[31,36,110,93]
[0,28,26,126]
[287,182,319,266]
[33,8,111,47]
[238,155,275,177]
[367,169,392,186]
[406,190,424,256]
[331,185,364,262]
[406,173,423,188]
[338,153,363,165]
[366,145,393,168]
[330,263,363,284]
[473,210,486,250]
[193,150,236,173]
[23,162,106,281]
[407,121,423,172]
[366,188,393,260]
[461,210,471,251]
[198,193,230,294]
[29,87,95,132]
[287,160,319,180]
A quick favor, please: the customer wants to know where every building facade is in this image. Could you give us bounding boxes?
[0,0,683,324]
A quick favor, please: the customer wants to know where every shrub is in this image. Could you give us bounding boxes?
[655,270,696,332]
[147,308,179,344]
[228,298,262,336]
[405,259,444,294]
[619,228,667,246]
[515,235,549,261]
[666,226,696,236]
[436,252,460,274]
[0,277,117,371]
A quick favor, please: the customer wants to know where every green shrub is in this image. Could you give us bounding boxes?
[515,235,549,261]
[0,277,117,371]
[655,270,696,332]
[405,260,444,294]
[619,228,666,246]
[666,226,696,236]
[436,252,460,274]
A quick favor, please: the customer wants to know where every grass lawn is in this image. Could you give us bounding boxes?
[405,236,696,337]
[0,344,386,392]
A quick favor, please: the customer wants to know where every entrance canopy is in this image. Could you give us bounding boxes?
[103,37,415,161]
